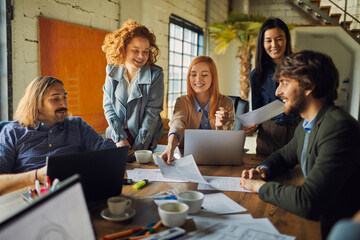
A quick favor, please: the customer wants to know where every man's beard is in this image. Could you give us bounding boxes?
[285,92,307,115]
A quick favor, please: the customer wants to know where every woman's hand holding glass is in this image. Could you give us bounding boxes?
[215,107,230,129]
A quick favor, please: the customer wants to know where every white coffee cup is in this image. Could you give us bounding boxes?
[177,190,204,214]
[135,150,153,163]
[107,196,132,216]
[158,202,189,227]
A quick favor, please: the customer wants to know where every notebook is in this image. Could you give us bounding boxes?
[47,146,128,202]
[184,129,246,165]
[0,174,97,240]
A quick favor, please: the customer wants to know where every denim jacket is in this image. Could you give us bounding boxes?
[103,64,164,150]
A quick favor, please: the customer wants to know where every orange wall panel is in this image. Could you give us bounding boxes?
[39,17,109,132]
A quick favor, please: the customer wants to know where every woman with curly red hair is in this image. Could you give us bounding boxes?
[102,19,164,157]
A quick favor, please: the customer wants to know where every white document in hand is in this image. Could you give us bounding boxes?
[236,100,284,126]
[156,155,208,184]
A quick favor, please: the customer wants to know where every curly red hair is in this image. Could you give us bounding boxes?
[102,19,160,66]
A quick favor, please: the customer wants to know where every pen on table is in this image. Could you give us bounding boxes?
[145,220,162,235]
[131,222,156,236]
[154,195,177,200]
[132,179,148,190]
[50,178,60,192]
[101,227,145,240]
[35,179,40,196]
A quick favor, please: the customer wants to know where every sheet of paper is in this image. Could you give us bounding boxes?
[236,100,284,126]
[156,155,208,184]
[180,222,294,240]
[198,176,251,192]
[126,169,186,182]
[200,193,247,215]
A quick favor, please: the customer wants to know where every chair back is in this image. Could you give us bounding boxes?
[227,96,249,130]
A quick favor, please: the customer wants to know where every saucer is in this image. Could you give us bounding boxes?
[100,207,136,221]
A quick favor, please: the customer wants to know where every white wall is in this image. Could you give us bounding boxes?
[293,26,360,119]
[10,0,229,119]
[11,0,120,112]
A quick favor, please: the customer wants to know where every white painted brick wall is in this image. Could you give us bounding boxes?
[10,0,228,117]
[11,0,120,109]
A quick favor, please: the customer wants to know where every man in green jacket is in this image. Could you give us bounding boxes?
[240,50,360,239]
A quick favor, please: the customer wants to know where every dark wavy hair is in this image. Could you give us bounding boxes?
[252,18,292,96]
[274,50,339,103]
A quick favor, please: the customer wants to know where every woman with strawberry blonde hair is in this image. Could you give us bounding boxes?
[102,19,164,157]
[161,56,235,164]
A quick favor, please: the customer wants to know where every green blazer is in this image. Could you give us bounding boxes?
[258,104,360,238]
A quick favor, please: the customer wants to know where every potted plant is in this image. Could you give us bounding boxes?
[209,13,266,100]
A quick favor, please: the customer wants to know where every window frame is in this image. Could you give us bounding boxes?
[167,14,204,119]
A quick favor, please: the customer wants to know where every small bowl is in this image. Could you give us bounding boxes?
[152,152,162,165]
[134,150,153,164]
[158,202,189,227]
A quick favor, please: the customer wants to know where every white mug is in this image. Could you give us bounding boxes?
[177,190,204,214]
[107,196,131,216]
[158,202,189,227]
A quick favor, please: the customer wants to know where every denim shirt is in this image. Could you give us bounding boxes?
[0,117,116,173]
[103,64,164,150]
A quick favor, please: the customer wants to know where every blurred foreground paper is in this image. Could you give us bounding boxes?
[236,100,284,126]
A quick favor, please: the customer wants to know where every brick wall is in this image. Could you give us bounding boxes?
[11,0,120,110]
[10,0,230,118]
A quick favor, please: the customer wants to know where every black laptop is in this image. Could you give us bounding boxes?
[0,174,97,239]
[47,146,128,202]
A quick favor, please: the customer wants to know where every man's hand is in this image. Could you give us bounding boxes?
[242,124,258,136]
[240,166,267,193]
[116,139,134,156]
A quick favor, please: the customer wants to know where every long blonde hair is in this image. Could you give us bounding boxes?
[186,56,221,120]
[14,76,67,129]
[102,19,160,66]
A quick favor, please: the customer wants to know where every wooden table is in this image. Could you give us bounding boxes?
[90,154,321,240]
[0,153,321,239]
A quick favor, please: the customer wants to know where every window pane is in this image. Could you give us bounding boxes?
[182,80,187,93]
[182,67,188,80]
[169,66,174,79]
[169,38,175,51]
[191,32,198,44]
[183,42,191,55]
[184,29,191,42]
[173,66,181,80]
[168,80,174,92]
[170,52,176,65]
[191,45,197,56]
[175,25,183,39]
[173,80,181,92]
[174,53,182,66]
[183,55,190,67]
[174,39,183,53]
[198,47,203,56]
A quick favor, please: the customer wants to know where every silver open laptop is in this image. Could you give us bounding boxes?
[184,129,246,165]
[0,174,96,240]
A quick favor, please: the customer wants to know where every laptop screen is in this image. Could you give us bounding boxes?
[46,146,128,202]
[0,175,96,240]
